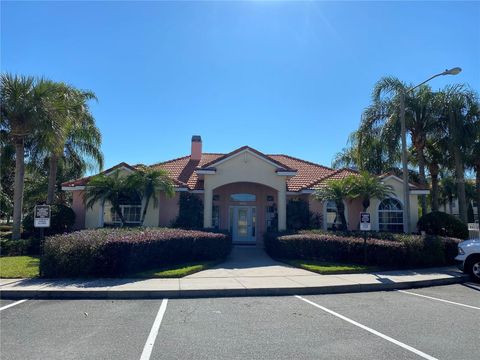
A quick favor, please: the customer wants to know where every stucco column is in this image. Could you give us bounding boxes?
[277,186,287,231]
[203,188,213,228]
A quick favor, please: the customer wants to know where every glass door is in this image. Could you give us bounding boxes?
[231,206,256,243]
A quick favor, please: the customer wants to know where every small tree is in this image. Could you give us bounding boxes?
[314,177,353,231]
[84,171,135,227]
[286,198,320,231]
[126,166,175,226]
[349,172,395,212]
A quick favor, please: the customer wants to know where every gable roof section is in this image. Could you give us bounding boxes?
[310,168,359,190]
[199,146,296,172]
[61,162,137,188]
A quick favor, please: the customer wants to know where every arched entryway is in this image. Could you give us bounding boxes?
[211,182,279,245]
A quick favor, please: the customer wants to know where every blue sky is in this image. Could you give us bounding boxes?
[2,1,479,172]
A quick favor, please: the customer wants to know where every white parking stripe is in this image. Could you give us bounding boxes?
[140,299,168,360]
[295,295,438,360]
[397,290,480,310]
[0,299,28,312]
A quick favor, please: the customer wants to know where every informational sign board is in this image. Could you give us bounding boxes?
[360,212,371,231]
[468,223,480,240]
[34,205,51,228]
[468,223,479,231]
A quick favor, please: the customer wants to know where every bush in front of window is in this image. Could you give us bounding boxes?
[286,199,322,231]
[264,231,461,268]
[171,192,204,229]
[417,211,469,240]
[40,228,232,277]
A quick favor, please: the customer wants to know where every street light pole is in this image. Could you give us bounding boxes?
[399,67,461,233]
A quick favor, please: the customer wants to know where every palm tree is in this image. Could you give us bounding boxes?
[424,137,447,212]
[349,172,395,213]
[332,128,400,175]
[439,176,457,214]
[1,74,67,240]
[84,171,135,227]
[314,177,353,231]
[30,83,102,205]
[437,85,479,223]
[126,167,174,225]
[362,77,439,216]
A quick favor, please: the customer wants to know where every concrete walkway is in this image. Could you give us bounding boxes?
[0,246,469,299]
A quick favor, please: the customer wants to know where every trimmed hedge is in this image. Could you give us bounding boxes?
[0,238,32,256]
[417,211,469,240]
[264,231,460,268]
[41,228,232,278]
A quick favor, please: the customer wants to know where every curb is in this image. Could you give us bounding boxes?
[0,274,469,300]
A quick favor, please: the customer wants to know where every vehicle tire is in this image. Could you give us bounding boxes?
[466,255,480,283]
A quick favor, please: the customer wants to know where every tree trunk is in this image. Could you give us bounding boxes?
[429,163,440,212]
[337,201,347,231]
[47,154,58,205]
[453,146,468,223]
[141,196,150,226]
[113,204,126,227]
[12,137,25,240]
[450,112,468,223]
[416,147,428,216]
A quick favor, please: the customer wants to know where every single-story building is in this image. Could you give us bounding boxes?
[62,136,429,245]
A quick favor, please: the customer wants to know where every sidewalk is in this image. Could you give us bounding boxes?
[0,247,469,299]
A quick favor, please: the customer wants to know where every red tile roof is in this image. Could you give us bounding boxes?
[62,147,360,192]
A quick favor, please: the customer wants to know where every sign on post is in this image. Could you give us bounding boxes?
[360,212,371,231]
[468,223,480,240]
[34,205,51,228]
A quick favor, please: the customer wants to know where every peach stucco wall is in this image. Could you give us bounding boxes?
[158,193,180,227]
[213,182,277,244]
[71,190,86,230]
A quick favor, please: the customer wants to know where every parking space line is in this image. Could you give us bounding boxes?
[397,290,480,310]
[0,299,28,312]
[140,299,168,360]
[295,295,438,360]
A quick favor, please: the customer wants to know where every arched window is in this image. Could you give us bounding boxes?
[325,201,343,230]
[378,198,404,232]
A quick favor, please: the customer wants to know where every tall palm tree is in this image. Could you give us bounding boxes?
[32,83,101,205]
[84,171,135,227]
[1,74,67,240]
[314,177,353,230]
[126,167,174,225]
[349,172,395,212]
[424,137,448,212]
[362,77,439,216]
[332,128,400,175]
[437,85,479,223]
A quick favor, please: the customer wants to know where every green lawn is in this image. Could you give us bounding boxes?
[284,259,378,275]
[132,261,216,278]
[0,256,40,278]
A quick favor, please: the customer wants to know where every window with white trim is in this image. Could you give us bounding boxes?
[378,198,404,232]
[109,205,142,224]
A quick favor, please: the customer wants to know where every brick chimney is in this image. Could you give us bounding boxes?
[191,135,202,161]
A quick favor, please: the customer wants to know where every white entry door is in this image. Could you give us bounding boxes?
[231,206,256,244]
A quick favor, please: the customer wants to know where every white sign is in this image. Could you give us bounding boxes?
[360,212,371,231]
[34,205,51,228]
[467,223,479,231]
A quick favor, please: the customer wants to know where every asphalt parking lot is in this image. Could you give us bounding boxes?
[1,283,479,360]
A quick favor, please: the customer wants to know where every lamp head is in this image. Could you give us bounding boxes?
[443,67,462,75]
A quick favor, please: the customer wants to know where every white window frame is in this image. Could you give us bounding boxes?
[378,197,404,233]
[323,200,348,230]
[108,204,142,225]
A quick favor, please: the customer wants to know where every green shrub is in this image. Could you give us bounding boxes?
[286,199,321,231]
[0,238,32,256]
[171,193,203,229]
[41,228,232,278]
[264,231,460,268]
[0,225,12,232]
[23,204,76,236]
[417,211,468,239]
